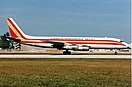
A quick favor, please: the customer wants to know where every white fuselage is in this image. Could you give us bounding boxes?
[7,17,130,51]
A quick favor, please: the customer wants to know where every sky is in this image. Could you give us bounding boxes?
[0,0,131,43]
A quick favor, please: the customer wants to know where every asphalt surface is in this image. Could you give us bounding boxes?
[0,54,131,58]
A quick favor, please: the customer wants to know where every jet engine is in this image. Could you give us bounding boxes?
[64,45,90,51]
[77,46,89,51]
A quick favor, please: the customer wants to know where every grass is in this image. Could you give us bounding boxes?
[0,58,131,87]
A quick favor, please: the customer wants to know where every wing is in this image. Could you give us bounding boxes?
[43,40,65,49]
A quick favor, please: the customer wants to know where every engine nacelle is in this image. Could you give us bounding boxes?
[64,45,78,50]
[64,45,89,51]
[77,46,89,51]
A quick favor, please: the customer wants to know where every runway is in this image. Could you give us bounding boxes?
[0,54,131,58]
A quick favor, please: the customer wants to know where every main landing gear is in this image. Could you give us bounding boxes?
[63,50,71,55]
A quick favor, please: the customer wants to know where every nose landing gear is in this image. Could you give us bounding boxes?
[114,51,118,55]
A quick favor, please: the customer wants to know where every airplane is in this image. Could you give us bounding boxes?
[6,18,130,55]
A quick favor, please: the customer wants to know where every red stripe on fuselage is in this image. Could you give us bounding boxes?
[67,42,125,46]
[21,41,125,46]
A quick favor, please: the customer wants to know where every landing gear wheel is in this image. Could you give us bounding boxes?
[63,51,66,55]
[63,50,71,55]
[67,51,71,55]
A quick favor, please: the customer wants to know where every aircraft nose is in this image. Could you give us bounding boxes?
[122,42,131,48]
[124,43,131,49]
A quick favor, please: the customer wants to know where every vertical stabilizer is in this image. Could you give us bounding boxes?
[6,18,27,39]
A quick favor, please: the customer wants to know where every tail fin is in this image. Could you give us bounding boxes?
[6,18,26,39]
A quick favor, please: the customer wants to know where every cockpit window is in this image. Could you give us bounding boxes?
[120,40,124,42]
